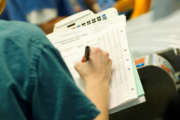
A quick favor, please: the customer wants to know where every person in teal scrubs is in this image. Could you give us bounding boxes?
[0,1,112,120]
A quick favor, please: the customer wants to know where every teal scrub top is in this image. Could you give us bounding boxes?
[0,20,99,120]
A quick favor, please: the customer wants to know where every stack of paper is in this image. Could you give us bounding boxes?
[47,8,145,114]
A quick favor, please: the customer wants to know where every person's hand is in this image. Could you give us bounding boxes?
[83,0,101,13]
[74,47,112,88]
[92,3,101,13]
[74,47,112,120]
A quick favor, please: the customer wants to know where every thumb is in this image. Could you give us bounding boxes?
[74,62,88,73]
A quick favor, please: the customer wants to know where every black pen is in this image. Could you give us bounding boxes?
[85,46,90,61]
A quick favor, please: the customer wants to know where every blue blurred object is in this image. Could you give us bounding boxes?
[0,0,75,22]
[77,0,132,19]
[98,0,115,10]
[78,0,115,11]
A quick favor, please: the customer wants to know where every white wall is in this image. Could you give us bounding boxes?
[151,0,180,20]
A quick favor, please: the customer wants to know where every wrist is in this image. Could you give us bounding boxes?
[85,80,110,101]
[85,77,110,90]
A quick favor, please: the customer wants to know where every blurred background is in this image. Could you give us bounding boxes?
[0,0,180,59]
[0,0,152,34]
[0,0,179,61]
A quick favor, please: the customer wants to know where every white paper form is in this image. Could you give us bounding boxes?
[54,10,94,32]
[49,29,95,92]
[54,8,119,33]
[96,26,138,109]
[48,20,138,110]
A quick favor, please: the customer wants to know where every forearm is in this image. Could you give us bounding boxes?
[85,79,109,120]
